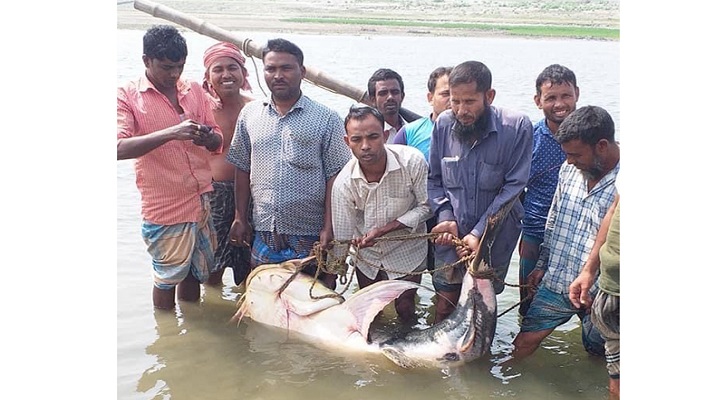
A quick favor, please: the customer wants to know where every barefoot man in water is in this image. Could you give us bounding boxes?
[117,25,223,310]
[202,42,255,286]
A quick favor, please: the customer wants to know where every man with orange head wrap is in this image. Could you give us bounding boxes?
[202,42,256,286]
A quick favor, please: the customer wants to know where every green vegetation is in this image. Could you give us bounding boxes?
[283,17,619,40]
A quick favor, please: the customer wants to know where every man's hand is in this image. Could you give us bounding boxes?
[568,270,597,309]
[229,219,252,248]
[174,119,207,141]
[191,124,221,151]
[431,220,458,246]
[353,226,386,249]
[457,233,479,259]
[319,225,334,251]
[526,268,546,289]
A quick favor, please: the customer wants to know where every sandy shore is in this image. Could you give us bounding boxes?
[117,0,619,39]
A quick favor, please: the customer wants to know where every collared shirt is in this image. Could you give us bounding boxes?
[522,118,567,240]
[332,145,432,279]
[226,94,351,236]
[428,107,533,265]
[117,75,222,225]
[536,161,620,294]
[384,114,407,144]
[393,115,434,162]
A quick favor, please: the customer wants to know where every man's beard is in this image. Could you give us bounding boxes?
[452,109,488,143]
[580,155,605,181]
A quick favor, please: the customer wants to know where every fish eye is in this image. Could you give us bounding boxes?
[441,353,460,362]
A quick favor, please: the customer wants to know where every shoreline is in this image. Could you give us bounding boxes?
[117,0,620,41]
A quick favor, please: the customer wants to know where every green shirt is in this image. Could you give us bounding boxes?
[598,202,620,295]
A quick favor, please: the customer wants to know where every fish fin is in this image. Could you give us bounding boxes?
[343,280,423,339]
[381,346,421,369]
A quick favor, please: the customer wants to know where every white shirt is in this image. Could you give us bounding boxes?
[331,145,431,279]
[384,115,406,144]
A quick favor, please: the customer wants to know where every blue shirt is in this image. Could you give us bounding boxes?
[226,94,351,236]
[393,116,434,162]
[522,118,567,240]
[428,107,533,265]
[536,162,620,294]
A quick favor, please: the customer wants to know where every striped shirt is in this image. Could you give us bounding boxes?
[331,145,432,279]
[117,75,223,225]
[226,94,351,236]
[536,161,620,294]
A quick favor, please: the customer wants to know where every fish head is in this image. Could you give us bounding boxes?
[231,261,300,323]
[378,272,497,369]
[246,262,298,292]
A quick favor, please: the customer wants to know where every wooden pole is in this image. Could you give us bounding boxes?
[133,0,368,103]
[131,0,422,120]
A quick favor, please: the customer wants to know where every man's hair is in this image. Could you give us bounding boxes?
[555,105,615,145]
[143,25,187,62]
[536,64,577,95]
[262,38,304,66]
[344,104,385,131]
[427,66,453,93]
[367,68,405,98]
[449,61,492,93]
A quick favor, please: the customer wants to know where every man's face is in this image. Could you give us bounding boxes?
[209,56,245,97]
[561,139,606,180]
[263,51,305,101]
[344,113,388,168]
[428,74,451,119]
[450,81,493,126]
[144,56,185,92]
[534,81,579,129]
[373,79,404,118]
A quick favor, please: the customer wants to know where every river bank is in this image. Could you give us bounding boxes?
[117,0,620,40]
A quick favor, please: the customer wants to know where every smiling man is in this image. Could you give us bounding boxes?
[331,104,431,322]
[201,42,256,286]
[427,60,533,323]
[518,64,579,316]
[226,38,351,289]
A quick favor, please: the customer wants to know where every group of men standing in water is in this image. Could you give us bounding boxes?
[117,25,620,399]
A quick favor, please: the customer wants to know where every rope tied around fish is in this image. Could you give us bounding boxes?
[279,193,535,318]
[279,231,534,318]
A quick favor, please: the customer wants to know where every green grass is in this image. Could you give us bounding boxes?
[282,17,619,40]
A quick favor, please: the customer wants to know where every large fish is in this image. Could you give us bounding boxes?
[232,196,518,368]
[232,258,495,368]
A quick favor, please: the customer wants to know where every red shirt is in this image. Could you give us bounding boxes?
[117,75,222,225]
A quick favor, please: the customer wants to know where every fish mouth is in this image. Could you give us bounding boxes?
[377,274,497,369]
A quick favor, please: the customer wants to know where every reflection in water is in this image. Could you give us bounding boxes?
[129,266,609,400]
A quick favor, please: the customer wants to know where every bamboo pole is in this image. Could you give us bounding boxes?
[131,0,423,120]
[133,0,368,103]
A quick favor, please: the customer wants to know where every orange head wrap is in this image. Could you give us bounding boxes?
[202,42,252,101]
